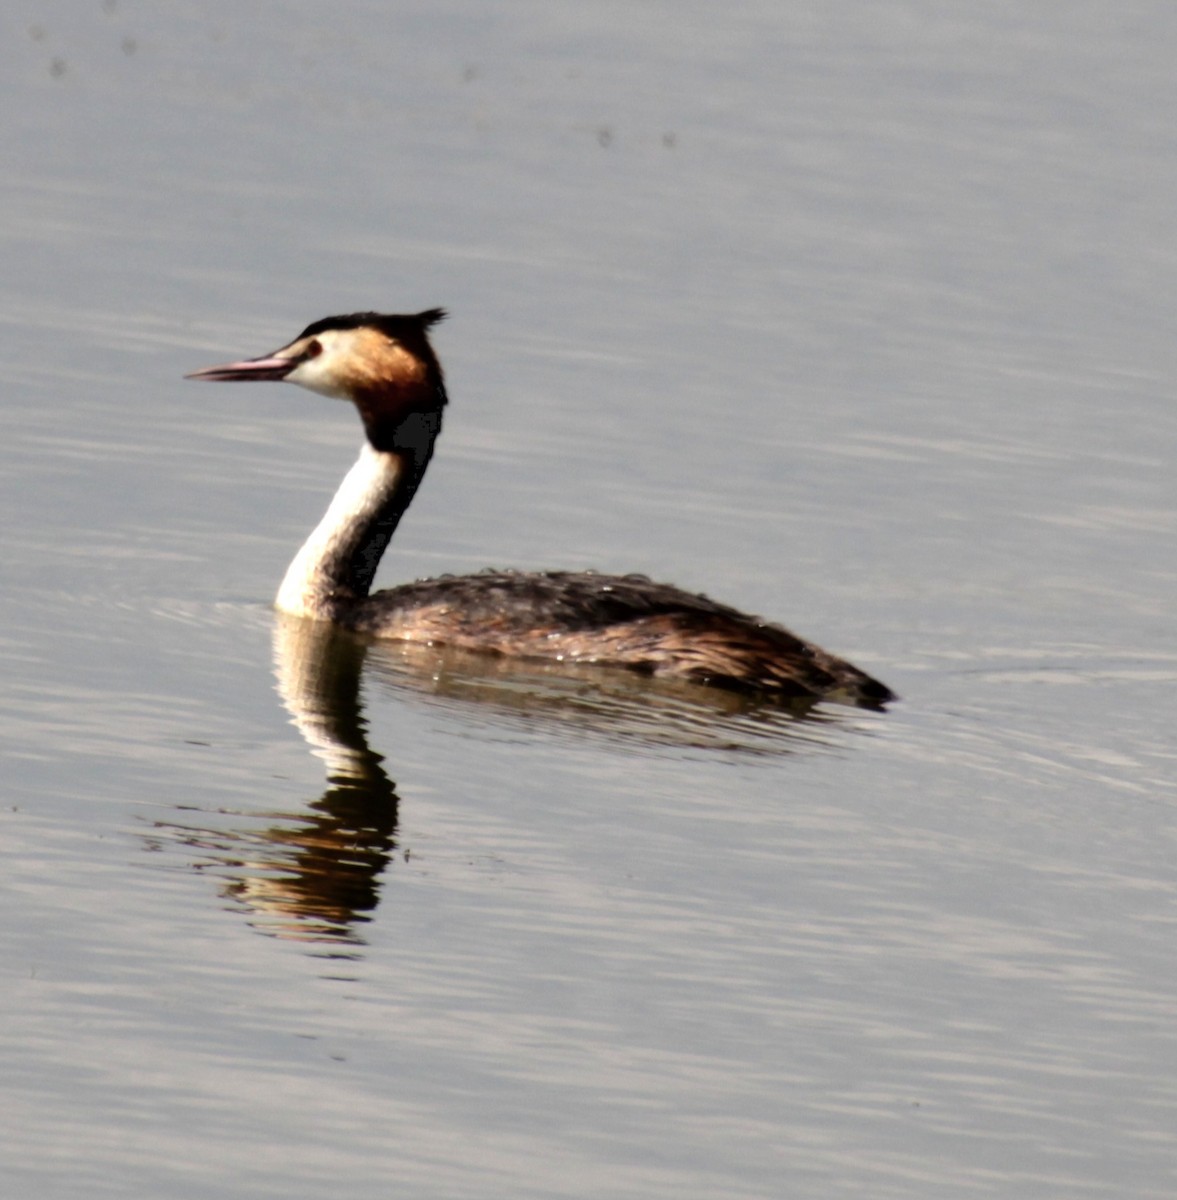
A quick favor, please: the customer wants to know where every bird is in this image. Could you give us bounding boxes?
[186,310,895,708]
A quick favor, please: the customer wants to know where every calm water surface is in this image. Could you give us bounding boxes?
[2,3,1176,1198]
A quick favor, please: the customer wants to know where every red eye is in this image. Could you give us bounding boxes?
[303,339,323,360]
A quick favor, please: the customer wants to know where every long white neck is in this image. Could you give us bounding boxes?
[276,443,420,620]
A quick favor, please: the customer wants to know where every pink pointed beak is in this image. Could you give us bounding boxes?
[184,353,298,382]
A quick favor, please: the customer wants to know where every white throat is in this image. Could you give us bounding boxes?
[275,443,408,619]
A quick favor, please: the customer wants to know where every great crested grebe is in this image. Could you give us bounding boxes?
[186,310,895,708]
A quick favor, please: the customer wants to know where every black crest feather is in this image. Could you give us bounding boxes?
[297,309,447,341]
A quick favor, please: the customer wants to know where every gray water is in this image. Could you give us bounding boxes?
[2,3,1176,1197]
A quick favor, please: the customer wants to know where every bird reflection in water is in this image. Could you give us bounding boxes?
[149,615,876,948]
[149,617,400,950]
